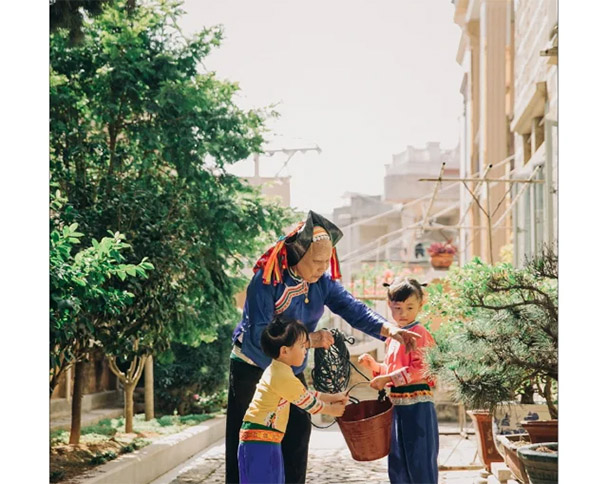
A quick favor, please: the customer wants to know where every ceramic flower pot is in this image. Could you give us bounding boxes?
[467,410,503,471]
[495,434,530,484]
[517,442,558,484]
[430,253,454,269]
[521,420,558,444]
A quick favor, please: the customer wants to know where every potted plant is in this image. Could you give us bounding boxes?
[427,241,457,269]
[423,247,558,479]
[517,443,558,484]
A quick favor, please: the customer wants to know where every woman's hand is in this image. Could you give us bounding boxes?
[369,375,391,391]
[358,353,380,373]
[309,329,334,349]
[381,324,420,353]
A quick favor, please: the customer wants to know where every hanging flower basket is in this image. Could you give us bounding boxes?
[427,242,457,269]
[430,253,454,269]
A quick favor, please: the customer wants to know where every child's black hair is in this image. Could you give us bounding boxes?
[261,315,310,359]
[384,277,426,302]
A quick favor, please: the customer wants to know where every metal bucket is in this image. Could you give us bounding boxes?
[336,398,393,461]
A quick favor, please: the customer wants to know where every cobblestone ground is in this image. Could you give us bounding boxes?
[152,424,484,484]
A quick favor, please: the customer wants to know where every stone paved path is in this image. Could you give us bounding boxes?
[151,424,484,484]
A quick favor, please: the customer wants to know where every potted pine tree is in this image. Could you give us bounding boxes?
[423,247,558,481]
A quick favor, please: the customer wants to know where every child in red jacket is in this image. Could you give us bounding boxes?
[359,278,439,484]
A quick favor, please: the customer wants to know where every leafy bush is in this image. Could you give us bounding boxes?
[50,469,65,483]
[179,412,216,425]
[89,450,117,465]
[154,321,234,415]
[50,429,69,446]
[193,389,228,414]
[81,423,117,437]
[157,415,177,427]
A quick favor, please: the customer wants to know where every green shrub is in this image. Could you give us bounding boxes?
[154,321,233,415]
[81,424,117,437]
[89,450,117,465]
[157,415,177,427]
[50,429,68,446]
[50,469,65,483]
[121,443,136,454]
[193,389,228,414]
[178,413,214,425]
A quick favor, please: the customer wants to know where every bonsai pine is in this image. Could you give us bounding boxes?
[423,246,558,419]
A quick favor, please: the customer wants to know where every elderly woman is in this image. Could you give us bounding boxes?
[226,211,419,484]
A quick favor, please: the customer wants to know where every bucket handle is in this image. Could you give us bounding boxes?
[345,381,388,403]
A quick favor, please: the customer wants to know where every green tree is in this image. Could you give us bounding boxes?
[50,191,153,443]
[50,0,294,432]
[423,248,558,419]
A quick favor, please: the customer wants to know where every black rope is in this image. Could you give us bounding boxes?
[311,329,366,394]
[307,329,386,429]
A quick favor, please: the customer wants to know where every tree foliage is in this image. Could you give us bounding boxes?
[50,191,153,395]
[50,0,294,369]
[423,247,558,418]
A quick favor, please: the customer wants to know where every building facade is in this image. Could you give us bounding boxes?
[453,0,557,266]
[510,0,557,266]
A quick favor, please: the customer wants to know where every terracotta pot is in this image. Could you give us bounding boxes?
[495,434,530,484]
[467,410,503,471]
[517,442,558,484]
[521,420,558,444]
[430,253,454,269]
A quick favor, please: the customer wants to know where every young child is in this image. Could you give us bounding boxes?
[238,315,348,484]
[358,278,439,484]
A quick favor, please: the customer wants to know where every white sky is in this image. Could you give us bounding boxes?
[178,0,464,214]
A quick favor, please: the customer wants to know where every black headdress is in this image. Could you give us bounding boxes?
[253,211,343,285]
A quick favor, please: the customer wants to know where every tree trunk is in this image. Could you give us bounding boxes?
[124,382,135,433]
[520,382,535,404]
[144,355,154,421]
[543,377,558,419]
[69,360,86,445]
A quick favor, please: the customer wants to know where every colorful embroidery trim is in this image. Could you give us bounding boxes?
[239,428,284,444]
[389,389,434,406]
[293,390,324,414]
[275,282,308,314]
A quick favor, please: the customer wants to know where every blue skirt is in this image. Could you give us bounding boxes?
[238,441,285,484]
[389,386,439,484]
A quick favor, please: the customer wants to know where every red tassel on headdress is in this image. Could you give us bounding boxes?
[330,247,342,280]
[253,222,304,285]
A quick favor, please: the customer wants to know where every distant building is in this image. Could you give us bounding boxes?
[384,142,460,247]
[333,193,402,283]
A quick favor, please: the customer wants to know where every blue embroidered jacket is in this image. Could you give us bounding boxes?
[232,268,387,374]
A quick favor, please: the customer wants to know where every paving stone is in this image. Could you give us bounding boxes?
[153,424,480,484]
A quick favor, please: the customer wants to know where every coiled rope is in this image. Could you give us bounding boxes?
[311,328,369,394]
[308,328,385,428]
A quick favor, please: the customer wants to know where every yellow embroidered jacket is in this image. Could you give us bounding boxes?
[241,359,325,439]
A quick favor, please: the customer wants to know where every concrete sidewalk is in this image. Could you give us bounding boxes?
[151,423,484,484]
